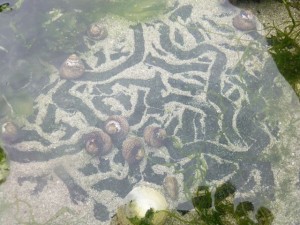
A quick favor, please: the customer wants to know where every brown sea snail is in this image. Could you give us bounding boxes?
[122,137,145,165]
[232,10,256,31]
[84,130,112,156]
[1,121,19,143]
[143,126,167,148]
[59,54,85,79]
[87,22,108,40]
[104,115,129,141]
[163,176,179,200]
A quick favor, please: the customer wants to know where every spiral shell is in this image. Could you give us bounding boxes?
[232,10,256,31]
[59,54,85,79]
[87,23,108,40]
[143,126,167,148]
[163,176,179,200]
[122,137,144,165]
[105,115,129,141]
[84,130,112,156]
[1,121,19,143]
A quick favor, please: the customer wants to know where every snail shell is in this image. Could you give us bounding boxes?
[87,23,108,40]
[163,176,179,200]
[232,10,256,31]
[1,121,19,143]
[59,54,85,79]
[104,115,129,141]
[143,126,167,148]
[84,130,112,156]
[122,137,145,165]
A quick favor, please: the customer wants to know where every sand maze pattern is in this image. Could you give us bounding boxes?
[5,4,280,223]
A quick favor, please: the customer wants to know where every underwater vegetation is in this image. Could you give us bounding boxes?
[42,0,168,53]
[0,147,9,185]
[128,208,156,225]
[265,0,300,98]
[0,0,168,123]
[0,3,12,13]
[124,182,274,225]
[0,197,79,225]
[1,0,168,54]
[191,182,274,225]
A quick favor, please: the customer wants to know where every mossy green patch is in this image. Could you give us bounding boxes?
[162,182,274,225]
[0,3,12,13]
[191,182,274,225]
[7,0,168,54]
[266,0,300,98]
[128,208,155,225]
[0,147,9,185]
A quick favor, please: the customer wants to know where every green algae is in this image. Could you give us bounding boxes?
[128,208,156,225]
[97,0,168,22]
[191,182,274,225]
[0,147,9,185]
[143,182,275,225]
[266,0,300,98]
[0,3,12,13]
[4,0,168,55]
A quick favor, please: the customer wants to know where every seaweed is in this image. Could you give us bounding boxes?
[190,182,274,225]
[0,147,9,185]
[0,3,12,13]
[132,182,275,225]
[128,208,155,225]
[0,0,168,57]
[266,0,300,98]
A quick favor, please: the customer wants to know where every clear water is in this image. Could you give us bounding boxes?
[0,0,300,224]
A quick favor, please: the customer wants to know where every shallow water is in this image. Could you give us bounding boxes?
[0,0,300,224]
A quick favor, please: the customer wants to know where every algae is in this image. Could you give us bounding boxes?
[3,0,168,55]
[0,3,12,13]
[191,182,274,225]
[0,147,9,185]
[137,182,275,225]
[266,0,300,98]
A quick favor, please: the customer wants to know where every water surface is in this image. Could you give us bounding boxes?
[0,0,300,224]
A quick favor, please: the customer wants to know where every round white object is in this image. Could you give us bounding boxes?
[124,186,168,219]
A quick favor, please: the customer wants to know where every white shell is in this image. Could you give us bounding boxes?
[121,186,168,225]
[59,54,85,79]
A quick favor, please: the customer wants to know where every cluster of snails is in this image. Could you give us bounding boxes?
[59,22,108,80]
[84,116,181,214]
[83,116,180,208]
[83,115,168,166]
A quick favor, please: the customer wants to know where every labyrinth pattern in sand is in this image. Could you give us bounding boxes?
[2,3,290,224]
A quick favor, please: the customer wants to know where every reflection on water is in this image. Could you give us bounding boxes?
[0,0,300,224]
